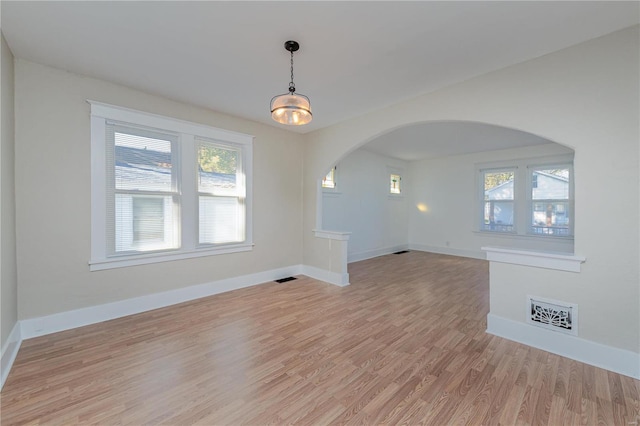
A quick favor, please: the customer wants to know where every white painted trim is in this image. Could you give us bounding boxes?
[482,246,585,272]
[20,264,354,340]
[302,265,350,287]
[312,229,351,241]
[21,265,302,339]
[409,243,486,260]
[348,245,409,263]
[1,322,22,390]
[89,243,254,271]
[8,264,352,383]
[487,313,639,379]
[88,100,254,145]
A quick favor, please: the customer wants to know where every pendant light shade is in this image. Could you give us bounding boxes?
[270,93,312,125]
[270,40,312,126]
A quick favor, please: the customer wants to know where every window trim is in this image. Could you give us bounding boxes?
[89,101,254,271]
[195,137,247,247]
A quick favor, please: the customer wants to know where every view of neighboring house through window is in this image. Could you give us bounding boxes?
[110,125,179,254]
[390,173,402,194]
[482,169,515,232]
[478,160,573,238]
[322,167,337,189]
[530,167,571,236]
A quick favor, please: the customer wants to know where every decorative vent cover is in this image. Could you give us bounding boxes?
[527,296,578,336]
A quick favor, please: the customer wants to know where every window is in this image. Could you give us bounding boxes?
[90,101,253,270]
[322,167,337,189]
[197,140,244,244]
[530,166,572,236]
[390,173,402,194]
[476,156,573,238]
[108,124,179,254]
[481,169,515,233]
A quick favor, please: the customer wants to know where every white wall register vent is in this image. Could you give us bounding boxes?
[527,296,578,336]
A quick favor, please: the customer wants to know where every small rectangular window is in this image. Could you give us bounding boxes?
[322,167,337,189]
[390,173,402,194]
[481,170,515,232]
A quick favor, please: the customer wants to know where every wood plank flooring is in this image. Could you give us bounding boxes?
[1,251,639,425]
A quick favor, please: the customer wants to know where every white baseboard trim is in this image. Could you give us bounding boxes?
[348,244,409,264]
[409,244,486,260]
[302,265,350,287]
[21,265,304,340]
[6,264,352,385]
[487,313,640,379]
[1,322,22,390]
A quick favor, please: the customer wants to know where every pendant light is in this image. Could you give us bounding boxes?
[270,40,312,125]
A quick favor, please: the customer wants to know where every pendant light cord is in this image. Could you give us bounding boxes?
[289,50,296,94]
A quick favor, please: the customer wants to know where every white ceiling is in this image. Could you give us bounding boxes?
[2,1,638,159]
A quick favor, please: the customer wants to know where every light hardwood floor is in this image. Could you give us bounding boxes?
[1,251,639,425]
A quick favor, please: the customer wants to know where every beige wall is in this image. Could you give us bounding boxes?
[305,26,639,353]
[1,32,18,348]
[14,60,304,319]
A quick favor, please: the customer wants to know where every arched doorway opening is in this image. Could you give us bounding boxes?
[316,120,575,264]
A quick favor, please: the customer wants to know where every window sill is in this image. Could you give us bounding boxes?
[482,246,585,272]
[89,243,254,271]
[474,230,574,242]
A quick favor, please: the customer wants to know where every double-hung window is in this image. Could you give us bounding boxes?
[477,156,573,238]
[90,102,253,270]
[108,123,180,254]
[529,166,572,236]
[197,139,245,244]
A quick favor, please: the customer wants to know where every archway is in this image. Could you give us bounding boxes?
[316,120,574,265]
[300,28,638,376]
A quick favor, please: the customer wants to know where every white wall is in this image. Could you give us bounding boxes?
[1,33,18,352]
[14,59,305,320]
[304,26,639,357]
[409,143,574,258]
[322,149,408,262]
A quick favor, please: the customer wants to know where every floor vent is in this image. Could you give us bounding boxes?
[393,250,409,255]
[527,296,578,336]
[275,276,297,283]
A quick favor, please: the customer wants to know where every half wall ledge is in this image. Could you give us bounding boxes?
[313,229,352,240]
[482,246,586,273]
